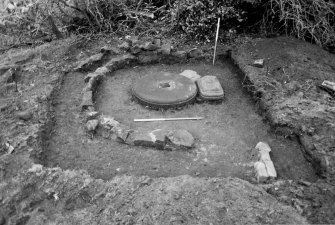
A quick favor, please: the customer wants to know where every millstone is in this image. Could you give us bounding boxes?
[132,72,197,108]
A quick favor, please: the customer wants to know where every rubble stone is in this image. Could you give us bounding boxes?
[105,54,137,72]
[74,53,105,71]
[16,110,32,121]
[180,70,201,82]
[133,128,156,147]
[118,41,131,51]
[159,42,171,55]
[187,48,203,58]
[99,116,120,130]
[141,42,159,51]
[166,129,194,150]
[86,119,99,132]
[254,161,268,182]
[253,59,264,68]
[81,91,94,110]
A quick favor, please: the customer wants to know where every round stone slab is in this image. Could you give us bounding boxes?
[132,72,197,108]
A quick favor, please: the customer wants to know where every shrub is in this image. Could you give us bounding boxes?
[170,0,246,41]
[264,0,335,50]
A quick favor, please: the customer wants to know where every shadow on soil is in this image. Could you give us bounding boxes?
[41,57,318,182]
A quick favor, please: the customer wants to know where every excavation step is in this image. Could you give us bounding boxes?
[132,72,197,108]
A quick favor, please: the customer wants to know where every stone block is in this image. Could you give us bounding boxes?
[253,59,264,68]
[187,48,203,58]
[74,53,105,71]
[111,125,130,143]
[86,119,99,132]
[180,70,201,82]
[141,42,159,51]
[99,116,120,130]
[95,66,110,76]
[138,53,159,65]
[159,42,171,55]
[254,161,268,182]
[166,129,194,150]
[81,91,93,110]
[264,160,277,178]
[118,41,131,51]
[105,54,137,72]
[100,46,121,55]
[133,128,157,147]
[130,45,142,55]
[16,110,32,121]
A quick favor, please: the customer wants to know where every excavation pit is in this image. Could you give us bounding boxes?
[44,59,318,182]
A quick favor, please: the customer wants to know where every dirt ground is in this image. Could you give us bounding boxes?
[44,58,316,182]
[0,35,334,224]
[231,37,335,179]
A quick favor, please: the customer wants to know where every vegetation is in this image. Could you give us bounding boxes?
[0,0,334,51]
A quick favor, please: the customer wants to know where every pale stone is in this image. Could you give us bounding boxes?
[253,59,264,68]
[86,119,99,132]
[254,161,268,182]
[180,70,201,82]
[264,160,277,178]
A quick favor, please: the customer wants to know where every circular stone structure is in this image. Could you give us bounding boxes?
[132,72,197,108]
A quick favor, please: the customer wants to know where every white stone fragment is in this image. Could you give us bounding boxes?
[255,142,277,179]
[179,70,201,82]
[253,59,264,68]
[256,142,271,161]
[254,161,268,182]
[264,159,277,178]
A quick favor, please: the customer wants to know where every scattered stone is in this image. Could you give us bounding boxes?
[151,129,168,150]
[254,161,268,182]
[84,71,104,84]
[74,53,105,71]
[100,46,121,55]
[81,91,94,110]
[141,42,159,51]
[86,111,99,120]
[28,164,43,174]
[16,110,32,121]
[254,142,277,179]
[180,70,201,82]
[196,76,225,101]
[130,45,142,55]
[159,42,171,55]
[138,53,159,65]
[172,51,188,59]
[99,116,120,130]
[187,48,203,58]
[118,41,131,51]
[95,66,110,76]
[153,39,161,47]
[166,129,194,150]
[105,54,137,72]
[86,119,99,132]
[253,59,264,68]
[111,124,131,143]
[125,35,139,45]
[132,128,157,148]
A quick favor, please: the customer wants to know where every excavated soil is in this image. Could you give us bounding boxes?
[1,36,334,224]
[43,57,317,181]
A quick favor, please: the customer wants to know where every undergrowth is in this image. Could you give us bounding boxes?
[0,0,334,52]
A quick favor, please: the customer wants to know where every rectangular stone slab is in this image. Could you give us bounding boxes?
[196,76,224,100]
